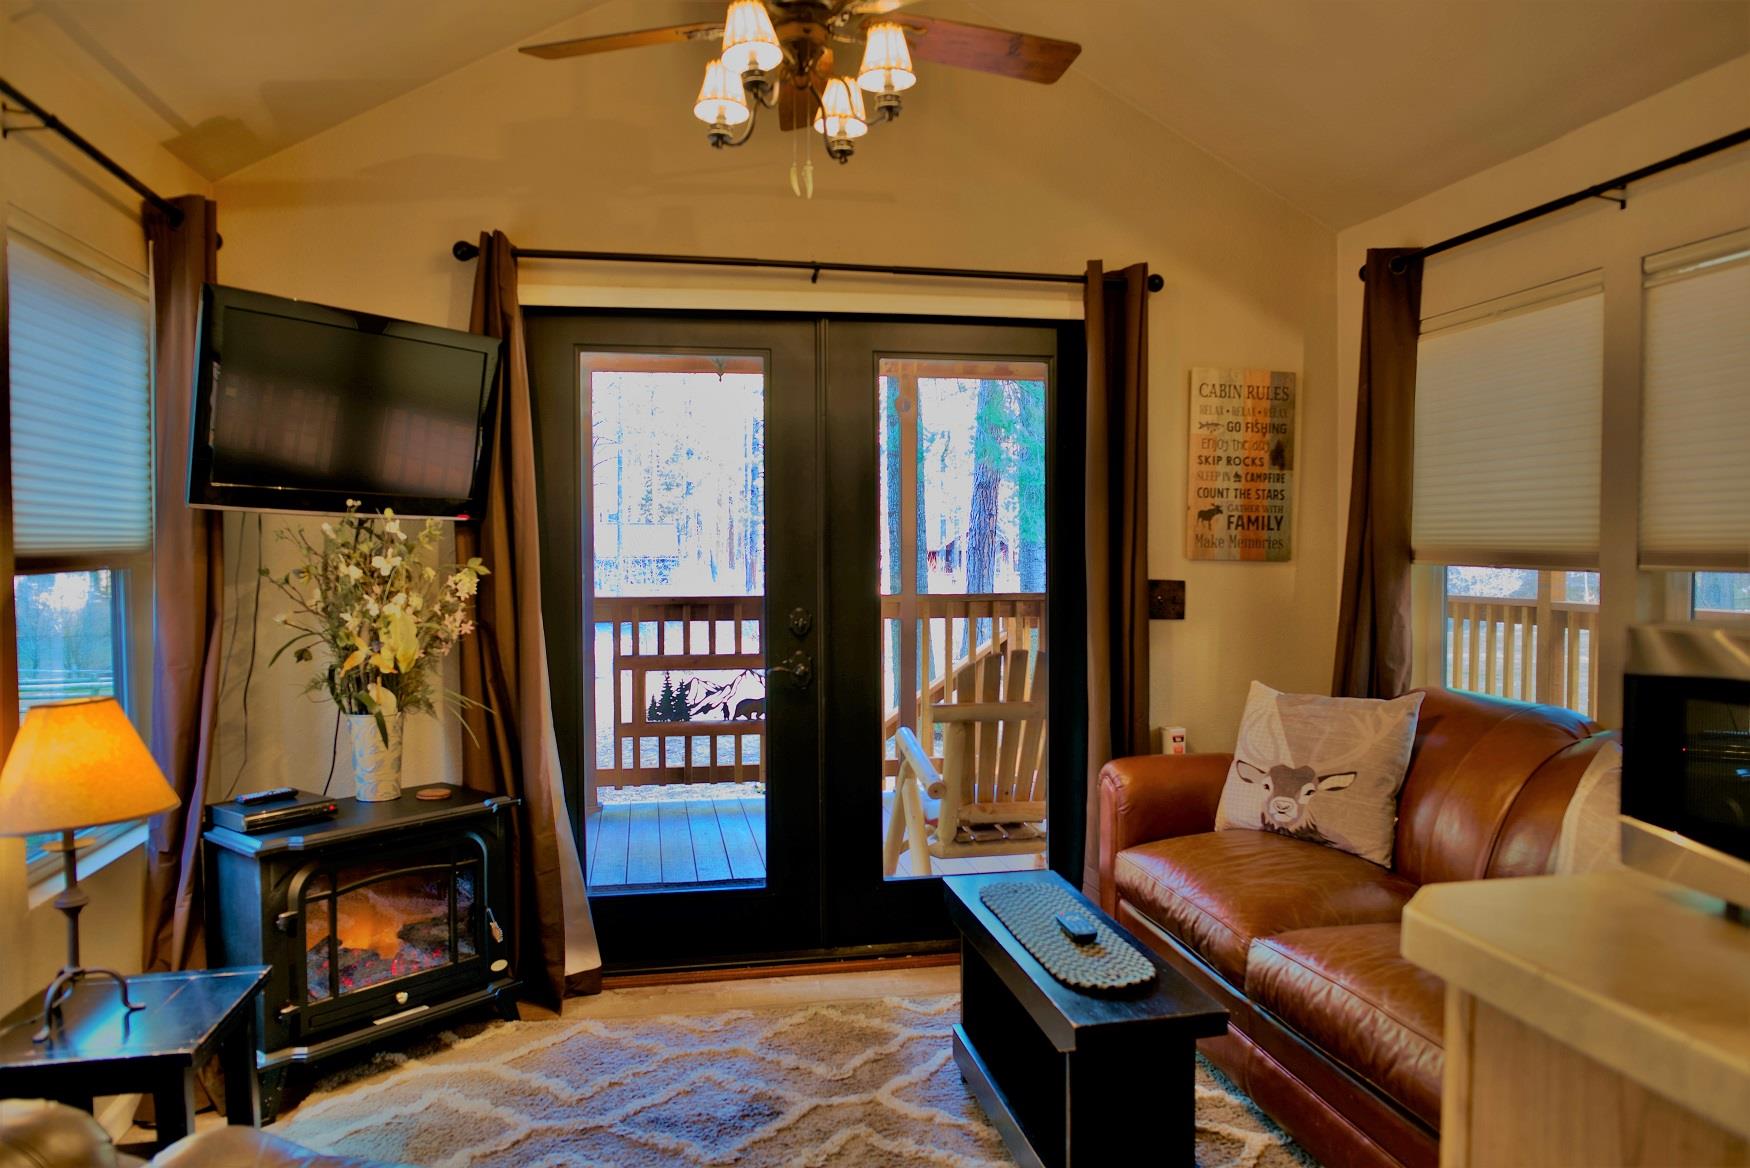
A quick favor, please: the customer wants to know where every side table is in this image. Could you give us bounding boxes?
[0,967,269,1154]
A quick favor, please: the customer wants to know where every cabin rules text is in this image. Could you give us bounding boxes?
[1186,367,1295,562]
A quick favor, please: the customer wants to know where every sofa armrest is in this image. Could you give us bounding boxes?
[1096,752,1232,914]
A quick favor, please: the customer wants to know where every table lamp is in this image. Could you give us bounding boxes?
[0,697,180,1042]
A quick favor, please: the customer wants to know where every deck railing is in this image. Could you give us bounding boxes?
[1445,595,1599,718]
[591,595,767,793]
[586,592,1045,796]
[880,594,1045,781]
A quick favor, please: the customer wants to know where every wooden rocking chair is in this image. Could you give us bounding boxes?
[883,648,1047,877]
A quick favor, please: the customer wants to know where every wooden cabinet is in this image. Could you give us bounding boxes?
[1403,871,1749,1168]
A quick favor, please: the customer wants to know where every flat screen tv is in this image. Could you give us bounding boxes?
[188,284,500,517]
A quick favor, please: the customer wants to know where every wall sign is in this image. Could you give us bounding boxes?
[1185,367,1295,562]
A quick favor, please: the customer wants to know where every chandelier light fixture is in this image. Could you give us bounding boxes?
[521,0,1081,195]
[692,0,913,166]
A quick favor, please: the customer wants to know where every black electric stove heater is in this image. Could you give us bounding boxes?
[204,785,519,1118]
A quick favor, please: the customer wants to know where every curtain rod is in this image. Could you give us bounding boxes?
[1358,127,1750,280]
[449,239,1166,293]
[0,76,186,229]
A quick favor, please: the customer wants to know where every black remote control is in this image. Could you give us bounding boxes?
[1055,912,1099,944]
[235,786,298,807]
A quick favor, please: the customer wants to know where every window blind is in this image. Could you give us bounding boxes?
[7,234,153,559]
[1640,229,1750,571]
[1412,274,1603,569]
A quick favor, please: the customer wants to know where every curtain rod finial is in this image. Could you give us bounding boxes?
[1146,273,1164,293]
[452,239,480,262]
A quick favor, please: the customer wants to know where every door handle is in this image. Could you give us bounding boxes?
[769,650,815,692]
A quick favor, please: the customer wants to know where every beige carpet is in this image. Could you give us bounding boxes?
[275,995,1316,1167]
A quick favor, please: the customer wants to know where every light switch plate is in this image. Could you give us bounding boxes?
[1148,579,1186,620]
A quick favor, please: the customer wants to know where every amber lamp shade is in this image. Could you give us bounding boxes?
[0,697,179,1043]
[0,697,178,836]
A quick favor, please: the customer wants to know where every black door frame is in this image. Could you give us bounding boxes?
[525,313,823,966]
[821,317,1087,948]
[524,308,1086,971]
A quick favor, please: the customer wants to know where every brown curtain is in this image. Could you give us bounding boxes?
[459,231,602,1004]
[1081,261,1152,896]
[1333,248,1424,698]
[142,196,223,974]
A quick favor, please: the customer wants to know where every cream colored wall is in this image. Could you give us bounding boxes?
[0,12,210,1000]
[211,0,1341,764]
[1335,54,1750,721]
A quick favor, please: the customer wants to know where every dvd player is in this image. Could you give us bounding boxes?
[209,794,340,834]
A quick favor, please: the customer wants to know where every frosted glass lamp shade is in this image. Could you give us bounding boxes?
[0,697,178,835]
[694,58,751,127]
[858,23,915,92]
[721,0,783,74]
[813,77,868,139]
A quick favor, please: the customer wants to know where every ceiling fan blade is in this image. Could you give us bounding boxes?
[520,22,723,60]
[878,14,1080,84]
[845,0,919,14]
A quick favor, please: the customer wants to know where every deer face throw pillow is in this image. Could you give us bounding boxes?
[1214,681,1425,867]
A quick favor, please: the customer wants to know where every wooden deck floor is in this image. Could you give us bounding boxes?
[584,792,1043,889]
[585,796,767,887]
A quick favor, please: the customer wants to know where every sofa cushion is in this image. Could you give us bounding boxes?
[1246,924,1445,1128]
[1113,830,1418,986]
[1215,682,1424,866]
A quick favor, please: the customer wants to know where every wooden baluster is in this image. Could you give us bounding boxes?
[1575,612,1589,714]
[1470,602,1484,693]
[995,649,1026,806]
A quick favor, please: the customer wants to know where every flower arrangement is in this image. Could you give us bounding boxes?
[269,501,488,745]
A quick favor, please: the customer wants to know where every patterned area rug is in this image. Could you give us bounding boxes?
[275,995,1316,1167]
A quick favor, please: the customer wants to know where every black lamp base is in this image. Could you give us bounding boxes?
[33,966,144,1043]
[32,828,148,1043]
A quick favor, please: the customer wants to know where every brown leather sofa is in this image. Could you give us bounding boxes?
[1097,687,1615,1168]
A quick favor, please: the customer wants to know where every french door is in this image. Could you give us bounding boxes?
[526,311,1083,970]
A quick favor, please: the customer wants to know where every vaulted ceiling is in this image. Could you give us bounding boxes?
[10,0,1747,226]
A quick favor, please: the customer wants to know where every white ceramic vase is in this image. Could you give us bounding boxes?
[344,712,405,802]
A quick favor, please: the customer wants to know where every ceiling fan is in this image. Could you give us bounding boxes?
[520,1,1081,177]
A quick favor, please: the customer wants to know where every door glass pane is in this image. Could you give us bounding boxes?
[878,359,1049,880]
[581,353,767,892]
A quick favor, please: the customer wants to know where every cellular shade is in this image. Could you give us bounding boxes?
[1412,275,1603,568]
[1639,230,1750,570]
[6,235,153,559]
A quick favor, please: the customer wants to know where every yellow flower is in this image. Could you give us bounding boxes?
[388,610,421,673]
